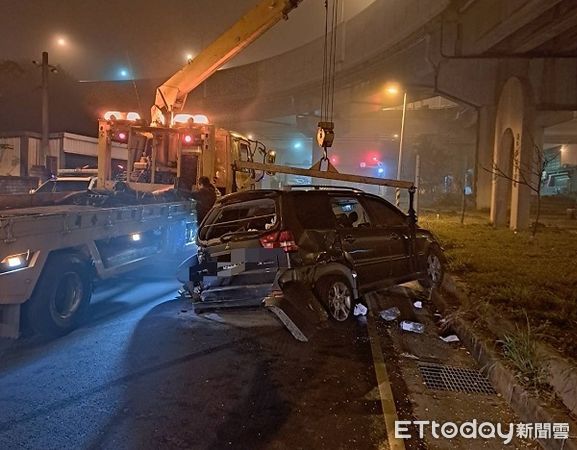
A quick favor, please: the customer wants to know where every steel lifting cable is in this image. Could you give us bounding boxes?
[321,0,339,123]
[319,0,339,160]
[329,0,339,123]
[321,0,330,124]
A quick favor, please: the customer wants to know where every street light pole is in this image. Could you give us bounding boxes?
[395,90,407,208]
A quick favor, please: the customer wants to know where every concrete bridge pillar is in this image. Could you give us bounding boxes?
[490,77,535,230]
[475,106,496,210]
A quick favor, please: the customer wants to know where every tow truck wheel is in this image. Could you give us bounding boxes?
[419,246,444,289]
[315,276,353,322]
[25,253,92,337]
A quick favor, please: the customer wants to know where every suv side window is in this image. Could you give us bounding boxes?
[291,192,335,229]
[361,196,407,227]
[329,196,372,229]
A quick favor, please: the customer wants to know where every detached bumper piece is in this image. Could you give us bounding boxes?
[264,282,328,342]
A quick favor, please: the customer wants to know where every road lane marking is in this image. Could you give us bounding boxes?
[366,295,406,450]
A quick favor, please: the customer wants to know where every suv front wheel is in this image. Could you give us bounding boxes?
[316,276,353,322]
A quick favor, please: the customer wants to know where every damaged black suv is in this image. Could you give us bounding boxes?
[180,187,444,322]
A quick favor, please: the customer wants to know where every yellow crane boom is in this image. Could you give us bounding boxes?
[151,0,303,126]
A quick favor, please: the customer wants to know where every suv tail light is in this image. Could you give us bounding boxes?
[259,230,298,252]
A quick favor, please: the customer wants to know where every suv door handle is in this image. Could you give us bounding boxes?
[344,234,356,243]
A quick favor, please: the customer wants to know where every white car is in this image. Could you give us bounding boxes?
[32,176,97,194]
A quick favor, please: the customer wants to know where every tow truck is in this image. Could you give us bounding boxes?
[0,0,304,339]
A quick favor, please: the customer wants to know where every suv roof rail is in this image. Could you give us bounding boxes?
[282,185,364,193]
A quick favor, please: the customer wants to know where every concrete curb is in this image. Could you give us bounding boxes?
[433,276,577,450]
[442,275,577,417]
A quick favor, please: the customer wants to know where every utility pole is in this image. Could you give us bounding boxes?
[33,52,57,169]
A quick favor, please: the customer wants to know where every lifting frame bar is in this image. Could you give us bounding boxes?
[232,160,415,190]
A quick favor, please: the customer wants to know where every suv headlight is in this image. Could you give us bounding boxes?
[0,251,32,273]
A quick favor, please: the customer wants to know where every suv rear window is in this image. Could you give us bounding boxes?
[198,198,277,241]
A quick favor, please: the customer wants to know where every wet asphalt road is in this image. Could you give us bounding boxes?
[0,270,386,450]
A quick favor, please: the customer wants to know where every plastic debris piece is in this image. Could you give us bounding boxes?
[413,301,423,309]
[440,334,460,343]
[203,313,225,323]
[400,320,425,333]
[400,352,419,360]
[379,307,401,321]
[353,303,368,316]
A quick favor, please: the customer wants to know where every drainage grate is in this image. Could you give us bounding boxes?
[419,363,496,395]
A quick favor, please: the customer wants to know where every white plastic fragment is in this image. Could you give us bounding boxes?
[379,307,401,321]
[400,320,425,333]
[353,303,368,316]
[413,301,423,309]
[440,334,460,343]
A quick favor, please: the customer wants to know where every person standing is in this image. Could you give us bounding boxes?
[190,176,217,224]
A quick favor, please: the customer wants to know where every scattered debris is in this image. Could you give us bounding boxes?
[178,287,192,299]
[203,313,225,323]
[440,334,460,343]
[379,307,401,321]
[413,301,423,309]
[353,303,368,316]
[400,352,420,360]
[400,320,425,334]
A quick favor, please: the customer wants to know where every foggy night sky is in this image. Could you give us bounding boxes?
[1,0,374,81]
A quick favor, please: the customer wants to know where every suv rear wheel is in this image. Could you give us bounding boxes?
[316,276,353,322]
